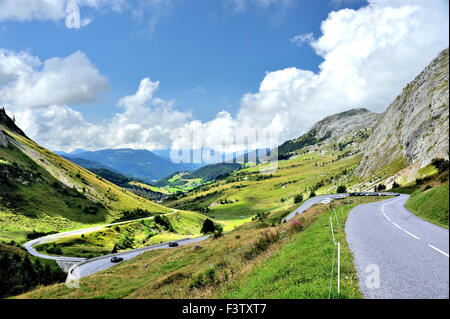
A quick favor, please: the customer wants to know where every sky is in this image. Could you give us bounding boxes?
[0,0,448,156]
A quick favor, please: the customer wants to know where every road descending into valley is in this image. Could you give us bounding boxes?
[346,195,449,299]
[24,194,449,298]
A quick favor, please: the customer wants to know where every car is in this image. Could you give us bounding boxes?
[321,199,332,204]
[168,241,179,247]
[335,194,347,199]
[393,193,400,196]
[111,256,123,263]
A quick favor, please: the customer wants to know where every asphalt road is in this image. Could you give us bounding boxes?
[346,194,449,299]
[284,194,345,222]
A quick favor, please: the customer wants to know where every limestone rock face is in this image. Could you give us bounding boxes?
[309,108,380,141]
[356,48,449,177]
[0,128,8,147]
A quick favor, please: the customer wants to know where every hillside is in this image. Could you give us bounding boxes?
[356,48,449,183]
[0,109,171,243]
[69,148,203,182]
[277,108,379,159]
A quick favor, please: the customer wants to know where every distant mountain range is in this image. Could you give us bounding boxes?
[60,148,204,182]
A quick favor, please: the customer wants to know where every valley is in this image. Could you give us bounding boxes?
[0,47,448,300]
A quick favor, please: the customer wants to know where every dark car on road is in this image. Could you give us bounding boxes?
[168,241,179,247]
[111,256,123,263]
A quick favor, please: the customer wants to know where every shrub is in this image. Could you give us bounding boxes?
[294,193,303,204]
[309,191,316,198]
[154,215,173,231]
[337,185,347,193]
[416,178,424,185]
[213,224,223,239]
[244,230,281,260]
[431,158,449,174]
[201,218,216,234]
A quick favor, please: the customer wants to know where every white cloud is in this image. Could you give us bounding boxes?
[0,50,109,109]
[188,85,206,95]
[290,33,315,47]
[131,0,172,37]
[11,78,192,152]
[0,0,127,27]
[6,0,450,155]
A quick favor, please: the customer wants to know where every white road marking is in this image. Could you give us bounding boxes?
[404,230,420,240]
[392,222,403,230]
[428,244,449,258]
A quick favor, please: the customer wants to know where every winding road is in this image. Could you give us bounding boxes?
[346,194,449,299]
[24,194,449,298]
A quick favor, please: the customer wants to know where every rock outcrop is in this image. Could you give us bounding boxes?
[0,107,27,138]
[309,108,380,141]
[356,48,449,178]
[0,128,8,147]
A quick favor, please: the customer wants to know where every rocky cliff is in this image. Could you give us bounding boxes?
[0,128,7,147]
[356,48,449,178]
[309,108,380,141]
[278,107,380,157]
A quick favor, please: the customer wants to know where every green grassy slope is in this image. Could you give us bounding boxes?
[34,210,213,258]
[0,126,170,243]
[405,184,449,228]
[166,151,362,224]
[15,197,385,299]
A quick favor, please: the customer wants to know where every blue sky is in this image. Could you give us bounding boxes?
[1,0,365,123]
[0,0,448,153]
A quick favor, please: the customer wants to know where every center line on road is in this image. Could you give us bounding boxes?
[392,222,403,230]
[428,244,449,258]
[404,230,420,240]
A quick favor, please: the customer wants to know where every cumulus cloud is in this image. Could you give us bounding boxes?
[0,50,109,109]
[6,0,450,156]
[11,78,192,152]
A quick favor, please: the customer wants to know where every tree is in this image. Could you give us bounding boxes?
[392,181,400,189]
[431,158,449,174]
[337,185,347,193]
[309,191,316,198]
[294,194,303,204]
[377,184,386,191]
[201,219,216,234]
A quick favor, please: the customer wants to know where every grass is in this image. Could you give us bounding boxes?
[217,199,376,299]
[0,127,170,244]
[34,210,213,258]
[15,196,386,299]
[405,184,449,228]
[167,151,363,227]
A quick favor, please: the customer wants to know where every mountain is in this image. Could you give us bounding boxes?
[356,48,449,181]
[277,108,380,158]
[70,148,203,182]
[62,156,117,171]
[0,109,170,242]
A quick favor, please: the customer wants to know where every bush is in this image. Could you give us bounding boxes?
[294,194,303,204]
[375,184,386,191]
[431,158,449,174]
[336,185,347,193]
[201,218,216,234]
[213,224,223,239]
[154,215,173,231]
[309,191,316,198]
[244,230,281,260]
[392,181,400,189]
[416,178,424,185]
